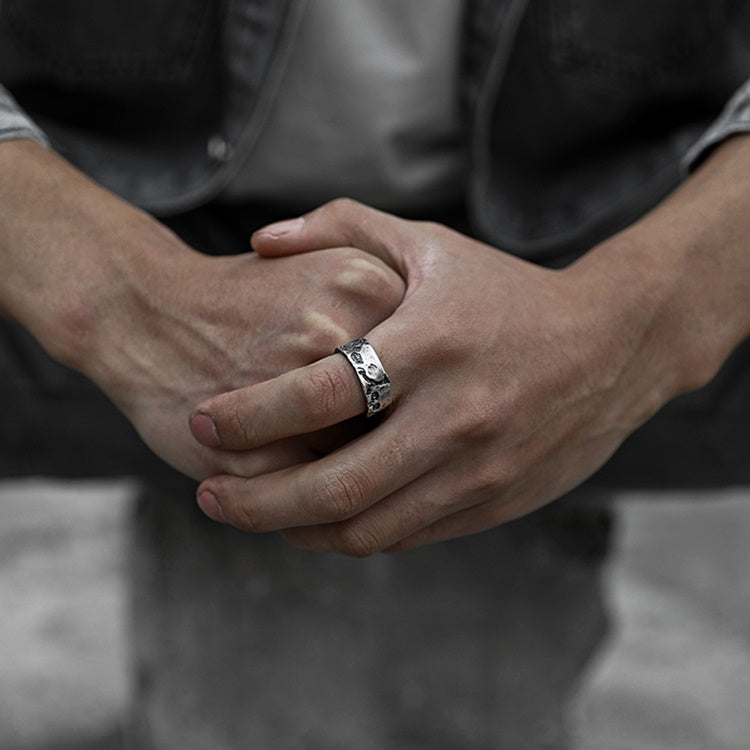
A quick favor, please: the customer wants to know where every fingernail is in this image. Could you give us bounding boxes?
[256,216,304,238]
[190,412,221,447]
[197,491,228,524]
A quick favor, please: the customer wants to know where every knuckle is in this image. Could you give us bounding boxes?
[231,508,270,534]
[355,260,404,305]
[229,503,268,534]
[328,254,404,324]
[307,465,372,521]
[294,364,352,424]
[301,310,351,354]
[224,398,255,444]
[477,449,527,499]
[415,219,444,235]
[331,523,383,558]
[336,254,384,289]
[318,198,366,244]
[326,197,362,217]
[414,219,452,242]
[466,461,512,499]
[207,480,268,533]
[450,386,500,443]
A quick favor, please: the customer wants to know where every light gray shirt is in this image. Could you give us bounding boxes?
[222,0,467,212]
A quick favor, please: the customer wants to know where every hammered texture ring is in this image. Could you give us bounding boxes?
[335,337,393,417]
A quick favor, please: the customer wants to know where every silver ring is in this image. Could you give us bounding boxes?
[335,337,393,417]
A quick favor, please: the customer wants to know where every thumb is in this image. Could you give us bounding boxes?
[250,198,409,272]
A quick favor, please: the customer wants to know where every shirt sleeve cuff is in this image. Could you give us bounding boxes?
[0,84,50,148]
[681,78,750,175]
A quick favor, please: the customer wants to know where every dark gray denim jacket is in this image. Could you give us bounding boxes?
[1,0,749,262]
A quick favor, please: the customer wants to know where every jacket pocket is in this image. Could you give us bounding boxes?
[545,0,727,93]
[1,0,214,89]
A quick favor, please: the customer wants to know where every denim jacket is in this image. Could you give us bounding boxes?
[1,0,749,262]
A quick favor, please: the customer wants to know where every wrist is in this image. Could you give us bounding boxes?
[58,218,194,384]
[0,139,192,376]
[561,234,690,431]
[570,135,750,411]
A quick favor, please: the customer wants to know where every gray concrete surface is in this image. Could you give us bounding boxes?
[1,480,749,749]
[573,489,750,750]
[0,480,134,749]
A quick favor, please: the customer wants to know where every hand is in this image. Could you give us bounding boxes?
[0,142,404,481]
[191,199,697,554]
[98,245,405,481]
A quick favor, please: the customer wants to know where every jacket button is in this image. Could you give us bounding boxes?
[207,135,233,162]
